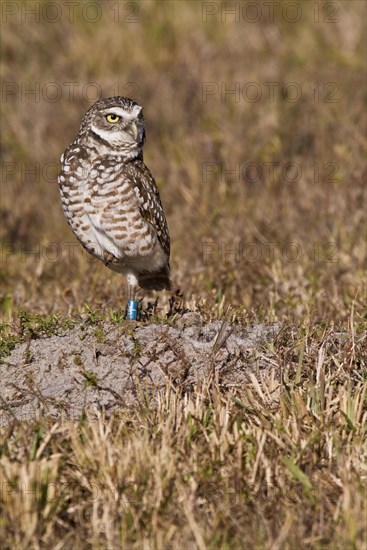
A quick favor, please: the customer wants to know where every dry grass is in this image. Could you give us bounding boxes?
[1,0,367,547]
[0,324,366,548]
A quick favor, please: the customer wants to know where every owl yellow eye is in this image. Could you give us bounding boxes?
[106,114,120,123]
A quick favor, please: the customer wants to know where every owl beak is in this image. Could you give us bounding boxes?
[127,121,145,144]
[127,121,139,140]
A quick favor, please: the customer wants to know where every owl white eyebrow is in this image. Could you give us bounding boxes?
[104,106,142,119]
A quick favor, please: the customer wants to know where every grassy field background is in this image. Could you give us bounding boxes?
[0,0,366,548]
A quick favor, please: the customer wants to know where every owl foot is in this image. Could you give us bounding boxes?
[103,252,117,266]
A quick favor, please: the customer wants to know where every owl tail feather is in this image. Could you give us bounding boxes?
[138,264,172,291]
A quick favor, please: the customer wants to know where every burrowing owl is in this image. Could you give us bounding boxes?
[58,96,171,319]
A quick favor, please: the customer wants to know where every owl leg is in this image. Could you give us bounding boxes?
[125,273,139,320]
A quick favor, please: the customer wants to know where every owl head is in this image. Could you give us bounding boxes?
[79,96,145,155]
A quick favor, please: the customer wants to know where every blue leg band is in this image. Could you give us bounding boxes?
[126,299,138,320]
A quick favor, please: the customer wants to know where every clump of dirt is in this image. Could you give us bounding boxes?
[0,313,280,424]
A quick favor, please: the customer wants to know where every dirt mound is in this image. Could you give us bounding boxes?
[0,313,280,424]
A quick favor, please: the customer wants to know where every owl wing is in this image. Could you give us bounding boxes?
[123,160,170,259]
